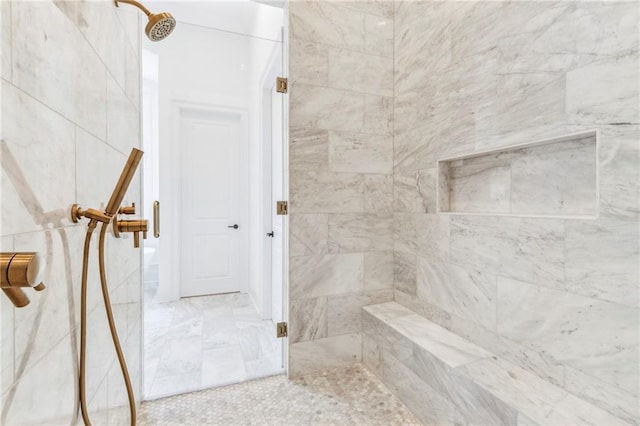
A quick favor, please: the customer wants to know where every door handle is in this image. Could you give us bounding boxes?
[267,231,274,237]
[153,200,160,238]
[228,224,239,229]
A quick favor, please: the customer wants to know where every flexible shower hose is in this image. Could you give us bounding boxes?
[79,220,137,426]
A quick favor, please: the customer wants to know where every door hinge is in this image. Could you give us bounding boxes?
[276,201,288,215]
[276,77,288,93]
[276,322,288,338]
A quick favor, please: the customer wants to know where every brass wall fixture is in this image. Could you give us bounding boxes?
[153,200,160,238]
[73,148,147,426]
[114,0,176,42]
[0,252,45,308]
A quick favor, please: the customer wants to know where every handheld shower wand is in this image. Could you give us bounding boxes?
[73,148,146,426]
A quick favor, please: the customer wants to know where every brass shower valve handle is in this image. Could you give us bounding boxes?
[0,252,46,308]
[118,203,136,215]
[113,218,148,248]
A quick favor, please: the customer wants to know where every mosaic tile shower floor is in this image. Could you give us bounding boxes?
[139,364,421,425]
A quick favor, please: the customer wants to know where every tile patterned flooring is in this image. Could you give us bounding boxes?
[139,364,421,425]
[144,285,283,400]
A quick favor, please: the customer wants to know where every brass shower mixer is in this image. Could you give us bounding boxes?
[0,252,45,308]
[113,217,148,248]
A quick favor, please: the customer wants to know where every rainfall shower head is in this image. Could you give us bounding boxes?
[114,0,176,42]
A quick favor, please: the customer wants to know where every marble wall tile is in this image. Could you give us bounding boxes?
[328,131,392,174]
[289,297,328,344]
[1,238,14,398]
[564,220,639,307]
[11,0,107,140]
[328,213,393,253]
[394,168,437,214]
[290,127,329,172]
[290,1,365,52]
[361,333,383,378]
[290,214,329,257]
[417,258,497,331]
[1,82,76,236]
[289,333,361,378]
[107,74,140,155]
[364,14,393,58]
[327,290,392,336]
[290,39,329,86]
[1,1,11,81]
[564,365,640,425]
[598,125,640,221]
[364,94,393,137]
[393,251,416,296]
[392,212,416,254]
[566,54,639,125]
[290,84,364,133]
[328,49,393,97]
[381,349,463,425]
[290,171,363,213]
[363,174,393,213]
[363,251,393,291]
[415,213,450,262]
[497,276,639,394]
[450,215,565,287]
[290,253,363,300]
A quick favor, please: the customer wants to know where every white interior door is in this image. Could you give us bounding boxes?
[180,110,243,297]
[270,83,284,322]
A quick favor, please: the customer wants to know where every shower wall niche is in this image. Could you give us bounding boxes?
[437,131,598,217]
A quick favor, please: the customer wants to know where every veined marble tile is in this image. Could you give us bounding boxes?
[564,365,640,425]
[328,213,393,253]
[362,302,414,324]
[201,346,247,389]
[1,236,14,398]
[362,333,383,379]
[290,127,329,172]
[339,1,393,20]
[394,168,437,213]
[123,35,140,110]
[1,1,11,81]
[290,39,329,87]
[566,53,639,125]
[393,213,417,254]
[363,313,413,364]
[415,213,450,262]
[290,84,364,134]
[446,153,512,214]
[497,276,639,394]
[363,174,393,214]
[390,314,493,368]
[289,253,363,300]
[290,214,329,257]
[565,220,639,307]
[328,49,393,97]
[364,94,393,136]
[1,82,76,236]
[417,258,497,331]
[328,131,392,174]
[11,0,107,140]
[4,333,77,425]
[364,14,393,58]
[450,215,565,287]
[76,127,128,210]
[156,336,202,377]
[381,349,463,425]
[290,170,364,213]
[327,290,392,336]
[107,74,140,155]
[290,1,365,52]
[393,124,437,173]
[511,136,597,216]
[289,333,361,378]
[363,251,393,291]
[393,250,416,296]
[289,297,328,343]
[598,125,640,221]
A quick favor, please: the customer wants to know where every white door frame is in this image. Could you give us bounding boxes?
[157,95,249,302]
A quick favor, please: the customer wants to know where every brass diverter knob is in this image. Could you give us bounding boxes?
[113,218,148,248]
[1,252,45,308]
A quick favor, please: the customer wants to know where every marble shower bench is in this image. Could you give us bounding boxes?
[362,302,629,426]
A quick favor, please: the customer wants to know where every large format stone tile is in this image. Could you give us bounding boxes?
[328,213,393,253]
[290,171,364,213]
[328,49,393,97]
[290,253,363,300]
[289,333,361,378]
[328,131,392,174]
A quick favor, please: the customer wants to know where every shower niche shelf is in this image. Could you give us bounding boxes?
[437,130,598,218]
